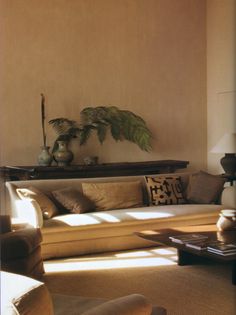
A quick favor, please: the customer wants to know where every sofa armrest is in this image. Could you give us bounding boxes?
[83,294,153,315]
[221,186,236,209]
[14,199,43,228]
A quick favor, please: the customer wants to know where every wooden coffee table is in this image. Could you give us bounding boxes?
[136,224,236,285]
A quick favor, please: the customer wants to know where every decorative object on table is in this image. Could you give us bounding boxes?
[53,140,74,166]
[211,132,236,175]
[38,94,53,166]
[83,156,98,165]
[216,209,236,231]
[49,106,152,155]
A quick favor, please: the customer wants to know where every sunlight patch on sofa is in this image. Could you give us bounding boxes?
[126,211,174,220]
[52,215,101,226]
[93,212,121,223]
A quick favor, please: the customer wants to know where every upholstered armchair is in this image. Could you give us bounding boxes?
[1,271,167,315]
[0,215,44,279]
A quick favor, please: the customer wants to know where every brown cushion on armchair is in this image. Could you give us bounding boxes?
[0,215,44,279]
[1,228,42,259]
[2,271,167,315]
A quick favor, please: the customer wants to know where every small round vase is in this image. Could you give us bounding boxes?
[38,146,53,166]
[53,140,74,166]
[216,209,236,231]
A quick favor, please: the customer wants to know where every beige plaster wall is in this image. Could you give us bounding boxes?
[0,0,206,171]
[207,0,236,174]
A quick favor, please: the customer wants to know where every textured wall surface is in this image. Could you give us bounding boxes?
[207,0,236,174]
[0,0,206,170]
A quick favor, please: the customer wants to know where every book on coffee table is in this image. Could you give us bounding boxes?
[185,239,219,250]
[207,242,236,256]
[169,233,208,244]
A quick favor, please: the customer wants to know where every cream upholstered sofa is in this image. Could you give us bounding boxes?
[1,271,166,315]
[5,172,235,260]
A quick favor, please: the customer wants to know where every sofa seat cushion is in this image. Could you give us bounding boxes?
[41,204,223,243]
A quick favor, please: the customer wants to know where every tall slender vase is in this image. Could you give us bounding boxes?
[53,140,74,166]
[38,146,53,166]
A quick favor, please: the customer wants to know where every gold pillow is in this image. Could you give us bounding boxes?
[17,186,59,219]
[82,181,143,211]
[145,176,186,205]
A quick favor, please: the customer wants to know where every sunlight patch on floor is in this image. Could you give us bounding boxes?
[44,248,177,273]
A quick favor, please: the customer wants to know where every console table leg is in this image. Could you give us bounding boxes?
[232,261,236,285]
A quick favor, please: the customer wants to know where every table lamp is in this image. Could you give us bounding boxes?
[211,132,236,175]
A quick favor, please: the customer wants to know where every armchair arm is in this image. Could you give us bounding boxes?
[0,228,42,260]
[221,186,236,209]
[83,294,153,315]
[0,215,12,234]
[1,271,53,315]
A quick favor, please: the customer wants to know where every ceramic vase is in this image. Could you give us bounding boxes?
[216,209,236,231]
[38,146,53,166]
[53,140,74,166]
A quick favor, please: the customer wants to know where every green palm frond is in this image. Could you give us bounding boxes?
[49,118,78,135]
[50,106,152,152]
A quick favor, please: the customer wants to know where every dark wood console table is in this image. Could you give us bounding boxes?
[0,160,189,181]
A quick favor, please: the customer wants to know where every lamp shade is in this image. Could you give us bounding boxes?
[211,133,236,153]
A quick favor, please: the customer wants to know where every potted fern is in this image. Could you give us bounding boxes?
[49,106,152,164]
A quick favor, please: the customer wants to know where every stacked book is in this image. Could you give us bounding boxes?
[169,233,236,256]
[207,242,236,256]
[169,234,208,244]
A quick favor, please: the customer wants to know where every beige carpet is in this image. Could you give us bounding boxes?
[43,247,236,315]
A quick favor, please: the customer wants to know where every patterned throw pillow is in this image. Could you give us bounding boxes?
[145,176,186,205]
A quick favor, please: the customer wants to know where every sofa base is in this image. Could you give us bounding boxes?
[42,234,155,260]
[42,212,219,260]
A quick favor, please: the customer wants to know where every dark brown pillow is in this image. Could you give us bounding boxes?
[52,188,95,214]
[145,176,186,205]
[187,171,226,204]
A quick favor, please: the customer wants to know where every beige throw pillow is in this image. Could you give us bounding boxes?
[17,186,59,219]
[145,176,186,205]
[187,171,226,204]
[82,181,143,211]
[52,188,95,214]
